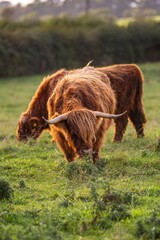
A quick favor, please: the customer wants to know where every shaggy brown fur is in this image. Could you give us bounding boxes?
[97,64,147,141]
[17,63,146,143]
[16,69,67,141]
[47,67,116,162]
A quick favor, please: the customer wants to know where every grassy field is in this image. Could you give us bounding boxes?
[0,62,160,240]
[117,15,160,26]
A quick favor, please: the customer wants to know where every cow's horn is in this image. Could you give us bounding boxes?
[92,111,127,119]
[42,113,68,124]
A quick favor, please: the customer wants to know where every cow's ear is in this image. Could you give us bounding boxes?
[29,117,40,128]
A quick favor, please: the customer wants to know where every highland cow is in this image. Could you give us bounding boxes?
[42,66,126,162]
[16,69,67,142]
[17,64,146,143]
[97,64,146,141]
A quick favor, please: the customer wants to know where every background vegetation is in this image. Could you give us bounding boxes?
[0,16,160,78]
[0,0,160,20]
[0,62,160,239]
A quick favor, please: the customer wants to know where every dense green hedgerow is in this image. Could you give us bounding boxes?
[0,17,160,77]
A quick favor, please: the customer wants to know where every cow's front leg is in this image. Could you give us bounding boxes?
[54,131,76,162]
[92,122,107,163]
[92,150,100,163]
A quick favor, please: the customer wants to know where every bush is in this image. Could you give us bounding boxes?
[135,207,160,239]
[0,179,14,200]
[0,17,160,78]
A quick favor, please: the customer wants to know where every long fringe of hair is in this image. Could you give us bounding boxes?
[67,109,97,146]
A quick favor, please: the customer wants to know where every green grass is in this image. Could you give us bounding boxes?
[0,62,160,240]
[117,15,160,26]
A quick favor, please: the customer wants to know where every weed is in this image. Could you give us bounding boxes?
[86,182,139,231]
[19,180,26,188]
[64,162,80,179]
[135,206,160,239]
[59,199,71,208]
[0,179,14,200]
[64,159,101,180]
[0,134,6,141]
[155,138,160,152]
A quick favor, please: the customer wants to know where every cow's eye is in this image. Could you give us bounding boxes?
[33,123,37,128]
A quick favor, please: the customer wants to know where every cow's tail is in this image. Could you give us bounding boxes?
[128,65,147,138]
[134,65,147,124]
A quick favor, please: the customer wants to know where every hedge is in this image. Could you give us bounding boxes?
[0,17,160,78]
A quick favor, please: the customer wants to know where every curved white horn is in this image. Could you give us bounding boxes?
[42,113,68,124]
[92,111,127,119]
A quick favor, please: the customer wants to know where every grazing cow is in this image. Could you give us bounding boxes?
[42,66,126,162]
[97,64,146,141]
[16,69,67,141]
[17,64,146,142]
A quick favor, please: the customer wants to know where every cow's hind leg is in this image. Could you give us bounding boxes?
[129,109,146,138]
[113,116,128,142]
[54,131,76,162]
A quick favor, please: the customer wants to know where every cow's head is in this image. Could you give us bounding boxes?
[16,112,47,142]
[42,110,127,153]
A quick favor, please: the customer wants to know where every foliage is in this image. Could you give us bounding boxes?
[0,0,160,20]
[135,207,160,239]
[155,139,160,152]
[0,17,160,77]
[0,179,14,200]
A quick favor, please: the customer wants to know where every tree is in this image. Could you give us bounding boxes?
[85,0,90,14]
[1,7,15,21]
